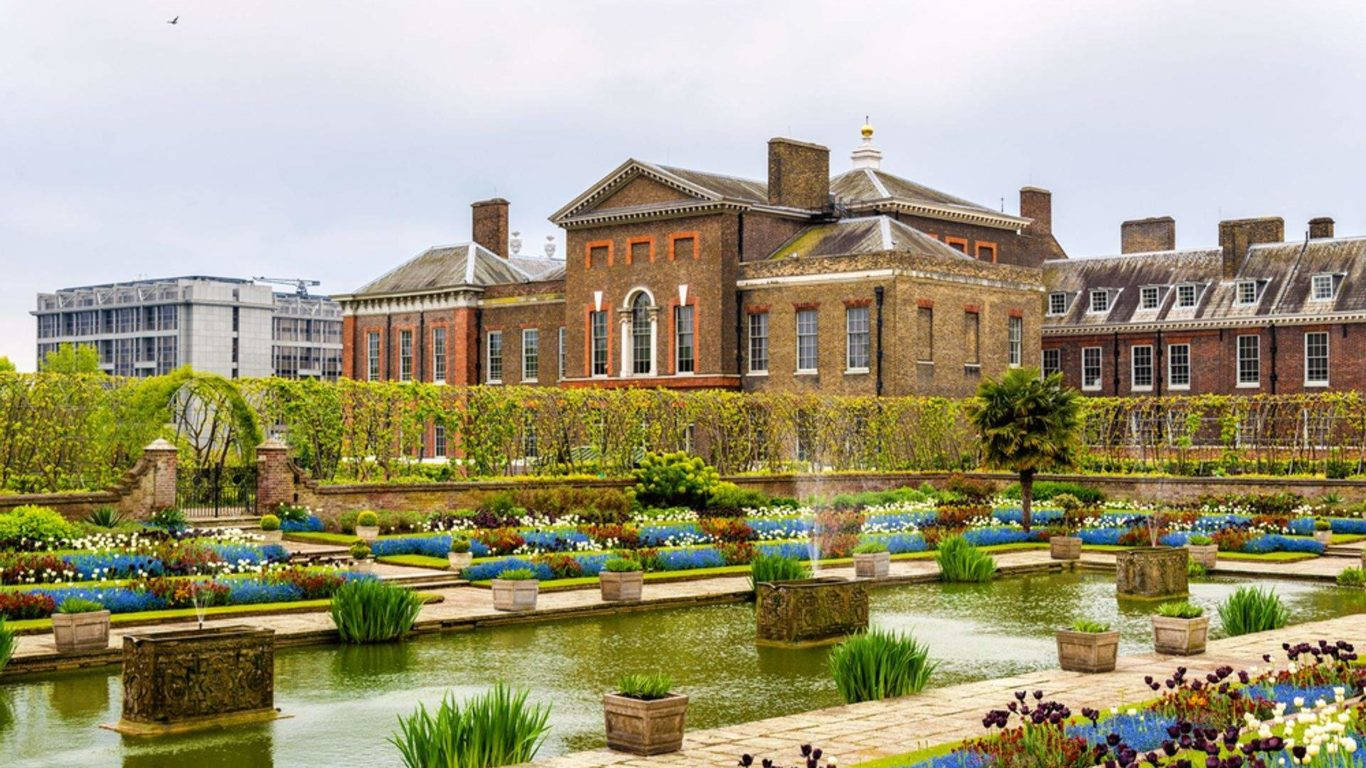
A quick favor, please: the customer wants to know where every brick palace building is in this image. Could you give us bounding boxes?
[336,126,1058,417]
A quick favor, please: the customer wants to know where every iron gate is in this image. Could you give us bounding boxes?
[176,465,256,519]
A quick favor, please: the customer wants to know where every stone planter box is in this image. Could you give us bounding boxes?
[755,577,868,647]
[1049,536,1082,560]
[260,529,283,544]
[355,525,380,542]
[853,551,891,579]
[492,579,539,612]
[349,559,374,575]
[52,610,111,653]
[603,692,688,755]
[448,551,473,572]
[1152,615,1209,656]
[1056,629,1120,673]
[1186,544,1218,570]
[1314,530,1333,546]
[109,625,278,735]
[1116,547,1188,599]
[600,571,644,601]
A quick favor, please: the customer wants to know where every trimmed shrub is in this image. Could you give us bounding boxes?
[0,505,81,547]
[390,683,550,768]
[1218,586,1289,636]
[259,514,281,532]
[1001,481,1105,505]
[633,451,720,510]
[330,578,422,644]
[935,536,996,583]
[829,629,935,704]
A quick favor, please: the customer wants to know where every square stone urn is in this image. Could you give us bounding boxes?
[1185,544,1218,570]
[853,551,890,579]
[491,579,539,611]
[1049,536,1082,560]
[447,551,473,573]
[755,577,868,647]
[1152,615,1209,656]
[1115,547,1188,599]
[1056,629,1120,673]
[599,571,644,601]
[603,692,688,755]
[52,610,111,653]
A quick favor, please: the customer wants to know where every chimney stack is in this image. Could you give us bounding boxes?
[1120,216,1176,254]
[767,138,829,210]
[1309,217,1335,240]
[471,198,510,258]
[1219,216,1284,278]
[1019,187,1052,234]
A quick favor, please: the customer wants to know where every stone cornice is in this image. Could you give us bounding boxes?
[1041,310,1366,336]
[844,199,1027,231]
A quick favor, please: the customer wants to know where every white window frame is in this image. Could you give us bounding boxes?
[1236,334,1260,388]
[845,306,870,373]
[1081,346,1102,391]
[1310,274,1336,301]
[674,305,695,375]
[521,328,539,383]
[1047,292,1069,316]
[1167,343,1191,391]
[1139,286,1161,310]
[486,330,503,384]
[1304,331,1329,387]
[590,311,608,378]
[1235,280,1259,306]
[399,330,413,381]
[1041,348,1061,377]
[432,327,447,384]
[1088,289,1110,314]
[1007,316,1022,367]
[366,332,380,381]
[747,312,769,375]
[1130,344,1154,392]
[557,327,566,380]
[1175,283,1199,308]
[795,308,819,374]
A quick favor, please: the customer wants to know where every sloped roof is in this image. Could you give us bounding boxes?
[768,215,974,261]
[351,243,553,296]
[654,164,767,204]
[830,167,1028,228]
[551,159,770,224]
[1043,236,1366,331]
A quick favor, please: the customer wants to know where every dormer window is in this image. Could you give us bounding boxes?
[1175,283,1200,308]
[1089,289,1110,314]
[1048,292,1069,316]
[1235,280,1260,305]
[1139,286,1162,310]
[1311,274,1337,301]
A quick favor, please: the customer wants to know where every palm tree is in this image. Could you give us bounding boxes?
[968,368,1081,532]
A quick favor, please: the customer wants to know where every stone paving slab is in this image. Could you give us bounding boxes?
[521,614,1366,768]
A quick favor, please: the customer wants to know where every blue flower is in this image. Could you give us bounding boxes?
[370,536,452,559]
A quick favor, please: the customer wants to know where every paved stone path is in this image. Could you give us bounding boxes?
[520,613,1366,768]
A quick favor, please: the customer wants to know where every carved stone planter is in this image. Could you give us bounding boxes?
[755,577,868,647]
[1056,629,1120,673]
[349,559,374,575]
[448,551,473,573]
[1314,530,1333,546]
[52,610,111,653]
[1049,536,1082,561]
[603,692,688,755]
[1186,544,1218,570]
[1152,615,1209,656]
[600,571,644,601]
[260,529,283,544]
[853,551,890,579]
[1116,547,1188,599]
[107,625,279,735]
[491,579,539,612]
[355,525,379,542]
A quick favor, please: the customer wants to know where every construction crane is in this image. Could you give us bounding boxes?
[253,277,321,298]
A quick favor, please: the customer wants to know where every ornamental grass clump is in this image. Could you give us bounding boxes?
[56,597,105,613]
[1218,586,1289,636]
[602,557,642,573]
[936,535,996,583]
[1337,567,1365,587]
[495,568,537,581]
[617,672,673,700]
[390,683,550,768]
[853,540,888,554]
[749,553,810,592]
[1070,619,1111,633]
[0,618,14,672]
[829,629,936,704]
[1156,601,1204,619]
[330,578,421,644]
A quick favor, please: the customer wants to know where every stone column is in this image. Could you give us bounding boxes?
[143,438,178,511]
[255,437,293,515]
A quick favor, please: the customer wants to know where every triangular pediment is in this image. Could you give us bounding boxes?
[551,159,726,224]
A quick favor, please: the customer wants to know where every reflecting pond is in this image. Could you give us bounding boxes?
[2,572,1361,767]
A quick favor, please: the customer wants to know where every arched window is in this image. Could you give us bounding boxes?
[631,292,653,374]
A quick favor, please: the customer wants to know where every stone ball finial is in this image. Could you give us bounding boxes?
[544,235,557,259]
[510,231,522,255]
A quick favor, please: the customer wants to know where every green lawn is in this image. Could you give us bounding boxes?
[1214,550,1318,563]
[377,554,450,569]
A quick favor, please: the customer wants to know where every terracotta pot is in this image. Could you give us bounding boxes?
[853,551,890,578]
[355,525,380,542]
[52,610,111,653]
[349,559,373,574]
[1056,629,1120,673]
[1185,544,1217,569]
[1152,615,1209,656]
[1049,536,1082,560]
[260,529,283,544]
[448,551,473,572]
[603,692,688,755]
[599,571,644,601]
[1314,530,1333,546]
[491,579,538,611]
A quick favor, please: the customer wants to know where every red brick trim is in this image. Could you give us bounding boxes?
[793,301,821,311]
[844,298,873,308]
[745,304,770,314]
[668,231,700,261]
[1008,309,1023,318]
[963,304,981,314]
[585,240,614,270]
[583,307,593,378]
[976,241,998,263]
[944,236,969,254]
[625,236,655,265]
[917,299,935,309]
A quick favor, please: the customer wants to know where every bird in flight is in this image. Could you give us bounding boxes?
[167,16,179,25]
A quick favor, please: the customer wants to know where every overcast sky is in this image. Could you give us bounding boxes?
[3,1,1364,369]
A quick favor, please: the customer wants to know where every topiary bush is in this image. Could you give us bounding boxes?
[330,578,421,644]
[259,514,281,532]
[633,451,720,510]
